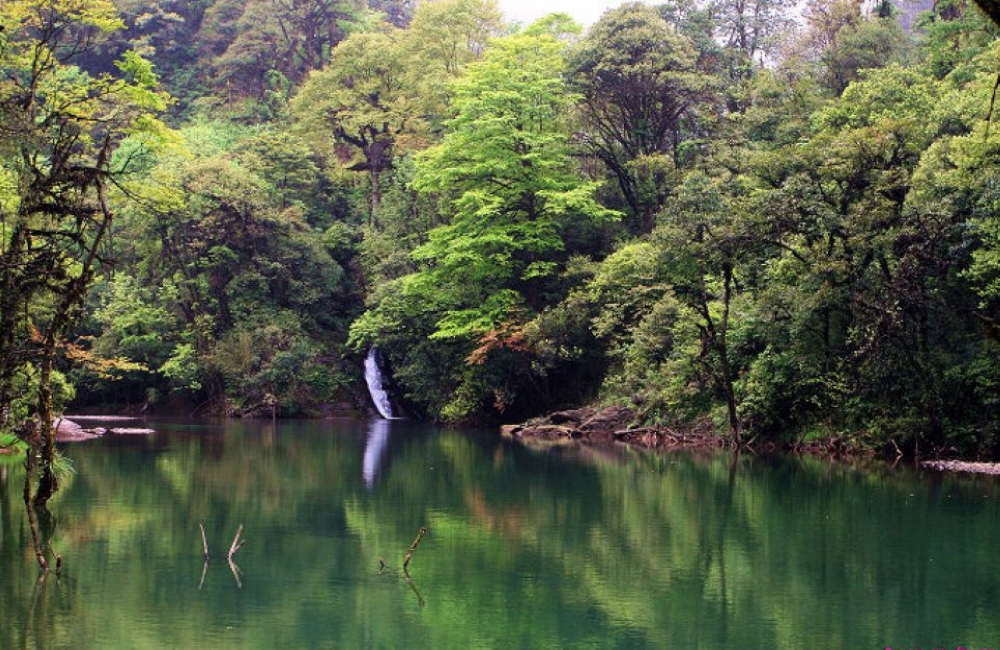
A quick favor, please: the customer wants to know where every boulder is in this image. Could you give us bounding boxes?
[578,406,636,434]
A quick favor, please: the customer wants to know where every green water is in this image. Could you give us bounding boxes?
[2,418,1000,648]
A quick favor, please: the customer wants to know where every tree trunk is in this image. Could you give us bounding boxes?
[720,264,742,445]
[369,166,381,229]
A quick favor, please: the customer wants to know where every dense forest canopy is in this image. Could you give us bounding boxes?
[3,0,1000,458]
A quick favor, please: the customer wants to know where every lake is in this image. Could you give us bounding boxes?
[2,417,1000,648]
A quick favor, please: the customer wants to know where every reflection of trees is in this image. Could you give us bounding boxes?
[3,422,1000,647]
[350,436,1000,647]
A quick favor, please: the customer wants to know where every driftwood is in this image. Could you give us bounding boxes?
[374,527,429,607]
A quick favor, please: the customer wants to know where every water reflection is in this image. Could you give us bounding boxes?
[362,418,391,489]
[3,422,1000,648]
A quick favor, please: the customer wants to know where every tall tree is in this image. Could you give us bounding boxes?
[797,0,909,94]
[403,0,502,125]
[199,0,370,112]
[291,0,502,227]
[409,30,616,338]
[709,0,797,88]
[569,2,713,234]
[0,0,168,505]
[291,27,415,226]
[654,172,760,443]
[351,29,617,420]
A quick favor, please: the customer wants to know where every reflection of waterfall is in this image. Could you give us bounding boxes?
[363,419,391,489]
[364,347,395,419]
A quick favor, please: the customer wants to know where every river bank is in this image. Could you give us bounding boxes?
[503,406,726,452]
[503,405,1000,475]
[503,405,851,454]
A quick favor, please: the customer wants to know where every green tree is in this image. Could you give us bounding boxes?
[99,120,351,414]
[653,172,761,442]
[916,0,997,79]
[403,0,502,120]
[800,0,910,94]
[291,0,502,227]
[408,30,616,337]
[198,0,371,115]
[105,0,211,112]
[352,30,617,420]
[291,27,417,225]
[709,0,797,95]
[569,2,713,233]
[0,0,169,502]
[737,60,988,448]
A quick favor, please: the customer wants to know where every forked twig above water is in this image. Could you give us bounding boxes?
[227,524,245,561]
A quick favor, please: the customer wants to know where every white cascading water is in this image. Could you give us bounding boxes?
[364,347,395,419]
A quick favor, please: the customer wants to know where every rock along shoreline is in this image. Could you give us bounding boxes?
[502,406,727,452]
[55,416,155,441]
[503,406,1000,475]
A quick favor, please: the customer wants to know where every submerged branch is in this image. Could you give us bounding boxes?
[405,574,425,608]
[402,526,427,577]
[198,522,210,590]
[227,557,243,589]
[227,524,245,560]
[199,523,209,562]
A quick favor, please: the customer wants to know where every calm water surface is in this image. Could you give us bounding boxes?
[2,418,1000,648]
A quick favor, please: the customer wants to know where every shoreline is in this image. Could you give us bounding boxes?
[503,406,1000,475]
[502,405,854,456]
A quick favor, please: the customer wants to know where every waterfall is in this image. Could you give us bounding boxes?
[364,347,396,419]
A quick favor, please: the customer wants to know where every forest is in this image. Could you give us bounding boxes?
[3,0,1000,463]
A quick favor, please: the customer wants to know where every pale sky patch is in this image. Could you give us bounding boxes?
[495,0,653,29]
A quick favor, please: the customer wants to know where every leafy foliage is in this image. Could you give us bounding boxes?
[3,0,1000,457]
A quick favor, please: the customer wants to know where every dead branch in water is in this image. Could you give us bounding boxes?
[406,574,425,607]
[402,526,427,577]
[196,523,245,589]
[228,556,243,589]
[198,522,210,590]
[199,523,210,561]
[227,525,245,588]
[227,524,245,561]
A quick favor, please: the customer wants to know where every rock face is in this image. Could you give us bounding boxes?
[503,406,726,451]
